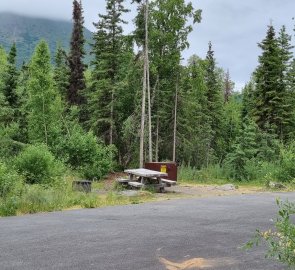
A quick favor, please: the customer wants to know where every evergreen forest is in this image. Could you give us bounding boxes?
[0,0,295,215]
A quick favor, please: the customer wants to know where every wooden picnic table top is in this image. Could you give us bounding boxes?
[124,168,168,178]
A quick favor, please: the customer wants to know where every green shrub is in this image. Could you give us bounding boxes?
[224,151,277,182]
[56,126,115,180]
[275,143,295,182]
[14,144,64,185]
[242,158,263,181]
[0,162,23,197]
[0,196,19,216]
[0,122,25,159]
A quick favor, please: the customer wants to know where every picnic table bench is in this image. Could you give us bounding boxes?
[117,168,176,192]
[160,178,177,187]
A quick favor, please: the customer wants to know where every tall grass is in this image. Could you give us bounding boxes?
[178,164,229,184]
[178,162,280,185]
[0,179,155,217]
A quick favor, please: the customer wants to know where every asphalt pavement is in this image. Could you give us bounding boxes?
[1,192,294,270]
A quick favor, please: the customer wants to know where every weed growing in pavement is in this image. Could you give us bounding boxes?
[245,199,295,268]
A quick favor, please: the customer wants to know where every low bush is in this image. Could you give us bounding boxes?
[56,125,115,180]
[0,161,23,197]
[14,144,64,185]
[0,196,20,216]
[275,143,295,182]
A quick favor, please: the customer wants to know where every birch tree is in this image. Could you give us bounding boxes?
[27,41,62,146]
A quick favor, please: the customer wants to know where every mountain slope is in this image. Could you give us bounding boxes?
[0,12,93,66]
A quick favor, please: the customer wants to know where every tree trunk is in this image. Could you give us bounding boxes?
[42,93,48,145]
[139,3,148,167]
[145,0,152,162]
[172,76,178,162]
[140,0,151,167]
[155,117,159,162]
[139,60,146,167]
[110,89,114,145]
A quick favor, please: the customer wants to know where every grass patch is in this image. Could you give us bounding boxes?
[3,164,294,218]
[0,177,156,217]
[178,164,233,185]
[178,165,287,189]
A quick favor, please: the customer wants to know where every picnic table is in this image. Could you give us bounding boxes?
[117,168,176,192]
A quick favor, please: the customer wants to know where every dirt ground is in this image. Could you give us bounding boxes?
[163,184,264,198]
[99,172,266,199]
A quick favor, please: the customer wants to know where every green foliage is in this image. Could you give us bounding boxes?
[246,199,295,268]
[223,116,283,182]
[204,42,225,159]
[89,0,130,145]
[0,122,25,159]
[26,40,63,146]
[56,125,115,180]
[151,0,202,161]
[53,45,70,99]
[223,94,242,154]
[0,46,11,125]
[0,181,154,217]
[0,46,8,86]
[0,196,19,216]
[0,183,80,216]
[67,0,86,106]
[0,162,22,197]
[178,164,228,184]
[14,144,64,185]
[2,43,19,107]
[275,142,295,182]
[253,25,294,140]
[224,118,259,180]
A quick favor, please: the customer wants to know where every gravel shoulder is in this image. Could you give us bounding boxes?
[157,183,267,199]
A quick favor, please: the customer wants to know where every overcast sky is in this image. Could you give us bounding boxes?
[0,0,294,90]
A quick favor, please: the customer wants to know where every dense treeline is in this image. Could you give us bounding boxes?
[1,0,295,188]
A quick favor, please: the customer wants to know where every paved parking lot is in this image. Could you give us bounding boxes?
[1,192,293,269]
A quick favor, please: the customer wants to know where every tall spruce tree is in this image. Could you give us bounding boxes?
[204,41,224,161]
[290,59,295,99]
[224,69,233,103]
[68,0,86,106]
[278,25,295,139]
[0,47,8,123]
[15,62,30,143]
[0,47,12,127]
[54,45,70,99]
[253,25,293,140]
[89,0,129,145]
[225,117,259,180]
[241,81,255,121]
[2,43,19,108]
[177,55,212,167]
